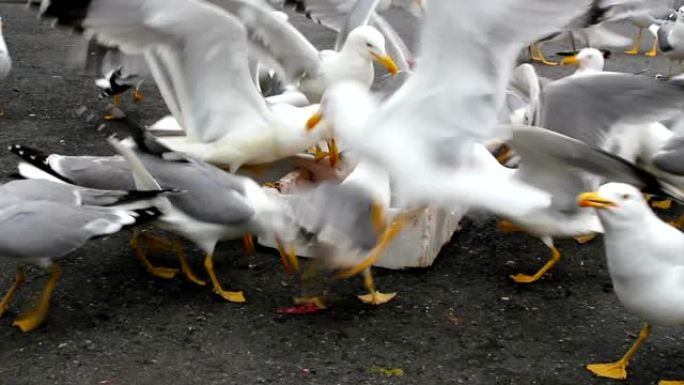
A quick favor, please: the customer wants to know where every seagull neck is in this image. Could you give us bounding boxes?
[598,206,659,235]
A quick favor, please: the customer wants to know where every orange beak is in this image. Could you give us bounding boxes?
[577,192,616,209]
[560,55,579,66]
[372,53,400,76]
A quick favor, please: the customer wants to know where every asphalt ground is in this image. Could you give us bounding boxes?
[0,4,683,385]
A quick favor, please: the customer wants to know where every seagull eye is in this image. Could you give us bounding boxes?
[366,43,373,48]
[621,194,631,200]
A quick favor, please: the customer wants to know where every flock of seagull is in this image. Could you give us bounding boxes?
[1,0,684,382]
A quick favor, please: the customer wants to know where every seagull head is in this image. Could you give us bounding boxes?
[560,48,604,73]
[347,26,399,76]
[577,183,650,222]
[677,6,684,21]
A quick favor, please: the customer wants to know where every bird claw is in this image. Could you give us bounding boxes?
[147,266,180,280]
[509,273,540,284]
[358,291,397,305]
[213,289,246,303]
[575,234,597,245]
[586,361,628,380]
[13,307,48,332]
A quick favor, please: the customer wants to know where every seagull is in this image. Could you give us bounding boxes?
[105,123,295,303]
[204,0,401,103]
[559,47,607,74]
[492,71,684,282]
[317,0,644,220]
[270,0,422,74]
[0,186,161,332]
[536,73,684,191]
[526,0,642,65]
[279,155,404,306]
[623,0,674,56]
[649,6,684,74]
[491,124,684,283]
[34,0,400,171]
[578,183,684,383]
[93,48,149,120]
[0,177,165,208]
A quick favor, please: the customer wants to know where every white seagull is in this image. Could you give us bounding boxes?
[36,0,400,171]
[578,183,684,383]
[318,0,642,218]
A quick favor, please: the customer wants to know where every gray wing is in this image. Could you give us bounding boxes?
[0,179,163,207]
[540,73,684,146]
[652,134,684,175]
[275,0,357,32]
[371,0,626,155]
[286,182,378,251]
[205,0,321,87]
[113,145,256,226]
[334,0,381,50]
[45,0,274,143]
[0,201,139,261]
[275,0,415,72]
[50,155,136,191]
[510,125,684,203]
[149,157,255,226]
[272,0,421,30]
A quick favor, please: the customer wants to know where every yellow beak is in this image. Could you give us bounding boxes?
[372,53,400,76]
[306,111,323,132]
[577,192,616,209]
[560,55,579,66]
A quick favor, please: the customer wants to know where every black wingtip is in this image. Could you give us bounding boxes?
[587,0,609,26]
[9,144,76,184]
[123,207,163,230]
[120,118,174,158]
[106,188,179,207]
